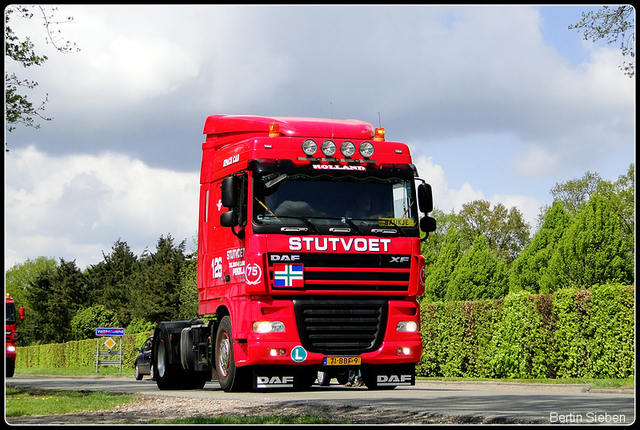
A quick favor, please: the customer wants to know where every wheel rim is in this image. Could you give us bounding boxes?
[218,333,231,378]
[157,341,167,378]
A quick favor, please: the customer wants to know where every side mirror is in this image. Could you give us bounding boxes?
[19,306,25,321]
[220,210,238,227]
[221,176,238,208]
[420,216,437,241]
[420,215,436,233]
[418,183,433,214]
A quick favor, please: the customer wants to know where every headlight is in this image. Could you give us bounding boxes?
[340,141,356,158]
[302,139,317,156]
[6,345,16,353]
[321,140,337,157]
[359,141,375,158]
[253,321,285,333]
[396,321,418,332]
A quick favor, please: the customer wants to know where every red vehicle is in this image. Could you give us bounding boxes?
[6,293,25,377]
[153,115,436,391]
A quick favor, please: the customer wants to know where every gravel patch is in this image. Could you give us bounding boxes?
[5,394,543,425]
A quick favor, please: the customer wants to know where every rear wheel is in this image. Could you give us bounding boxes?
[134,363,143,380]
[154,327,182,390]
[182,371,208,389]
[216,316,250,392]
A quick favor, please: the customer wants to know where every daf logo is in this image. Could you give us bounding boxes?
[377,374,412,385]
[390,256,410,263]
[256,376,294,388]
[270,254,301,262]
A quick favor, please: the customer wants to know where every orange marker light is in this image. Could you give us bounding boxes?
[374,127,385,141]
[269,122,281,137]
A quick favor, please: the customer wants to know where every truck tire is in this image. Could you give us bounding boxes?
[361,371,397,390]
[317,371,331,386]
[215,316,250,392]
[296,370,318,389]
[6,360,15,377]
[182,371,208,389]
[154,327,182,390]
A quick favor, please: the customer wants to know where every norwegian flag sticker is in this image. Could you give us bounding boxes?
[274,264,304,287]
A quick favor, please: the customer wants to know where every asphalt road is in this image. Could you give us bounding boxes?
[6,375,635,424]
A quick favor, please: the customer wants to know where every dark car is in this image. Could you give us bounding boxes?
[134,336,154,380]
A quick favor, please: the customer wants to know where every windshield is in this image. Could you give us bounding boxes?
[6,302,16,325]
[253,171,418,236]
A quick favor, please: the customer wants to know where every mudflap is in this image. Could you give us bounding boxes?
[252,365,318,390]
[361,363,415,389]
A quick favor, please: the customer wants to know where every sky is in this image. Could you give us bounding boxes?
[4,5,635,271]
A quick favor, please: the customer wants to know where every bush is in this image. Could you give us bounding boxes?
[126,318,156,334]
[70,305,120,341]
[418,285,634,379]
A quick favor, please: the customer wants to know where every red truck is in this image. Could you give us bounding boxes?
[153,115,436,391]
[6,293,25,377]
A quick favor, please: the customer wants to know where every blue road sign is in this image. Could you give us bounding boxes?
[95,327,125,336]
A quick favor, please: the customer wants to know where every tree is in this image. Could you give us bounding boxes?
[569,5,635,77]
[5,5,79,136]
[543,195,634,292]
[70,304,119,341]
[420,208,458,268]
[549,171,603,214]
[456,200,530,265]
[177,250,199,320]
[5,257,58,346]
[595,164,635,259]
[25,259,90,344]
[509,201,572,294]
[445,235,509,302]
[130,234,188,323]
[422,227,462,303]
[85,239,139,327]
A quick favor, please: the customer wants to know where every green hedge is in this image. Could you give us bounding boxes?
[419,284,634,379]
[16,332,152,371]
[15,284,634,379]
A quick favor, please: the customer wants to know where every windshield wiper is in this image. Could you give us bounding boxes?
[341,217,365,236]
[263,214,320,234]
[378,218,407,237]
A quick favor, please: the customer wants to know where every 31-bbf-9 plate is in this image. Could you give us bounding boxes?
[323,356,361,366]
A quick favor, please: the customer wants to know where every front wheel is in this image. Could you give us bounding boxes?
[215,316,250,392]
[317,371,331,386]
[6,360,15,377]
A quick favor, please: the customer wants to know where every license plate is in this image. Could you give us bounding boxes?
[323,356,361,366]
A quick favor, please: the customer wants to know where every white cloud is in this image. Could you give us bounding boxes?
[413,154,543,231]
[5,146,199,270]
[413,155,484,214]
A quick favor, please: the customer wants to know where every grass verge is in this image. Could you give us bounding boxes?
[5,387,138,417]
[15,366,135,377]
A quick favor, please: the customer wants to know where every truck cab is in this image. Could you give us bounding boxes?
[153,115,436,391]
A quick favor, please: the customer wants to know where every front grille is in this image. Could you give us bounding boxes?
[293,299,387,354]
[268,253,410,292]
